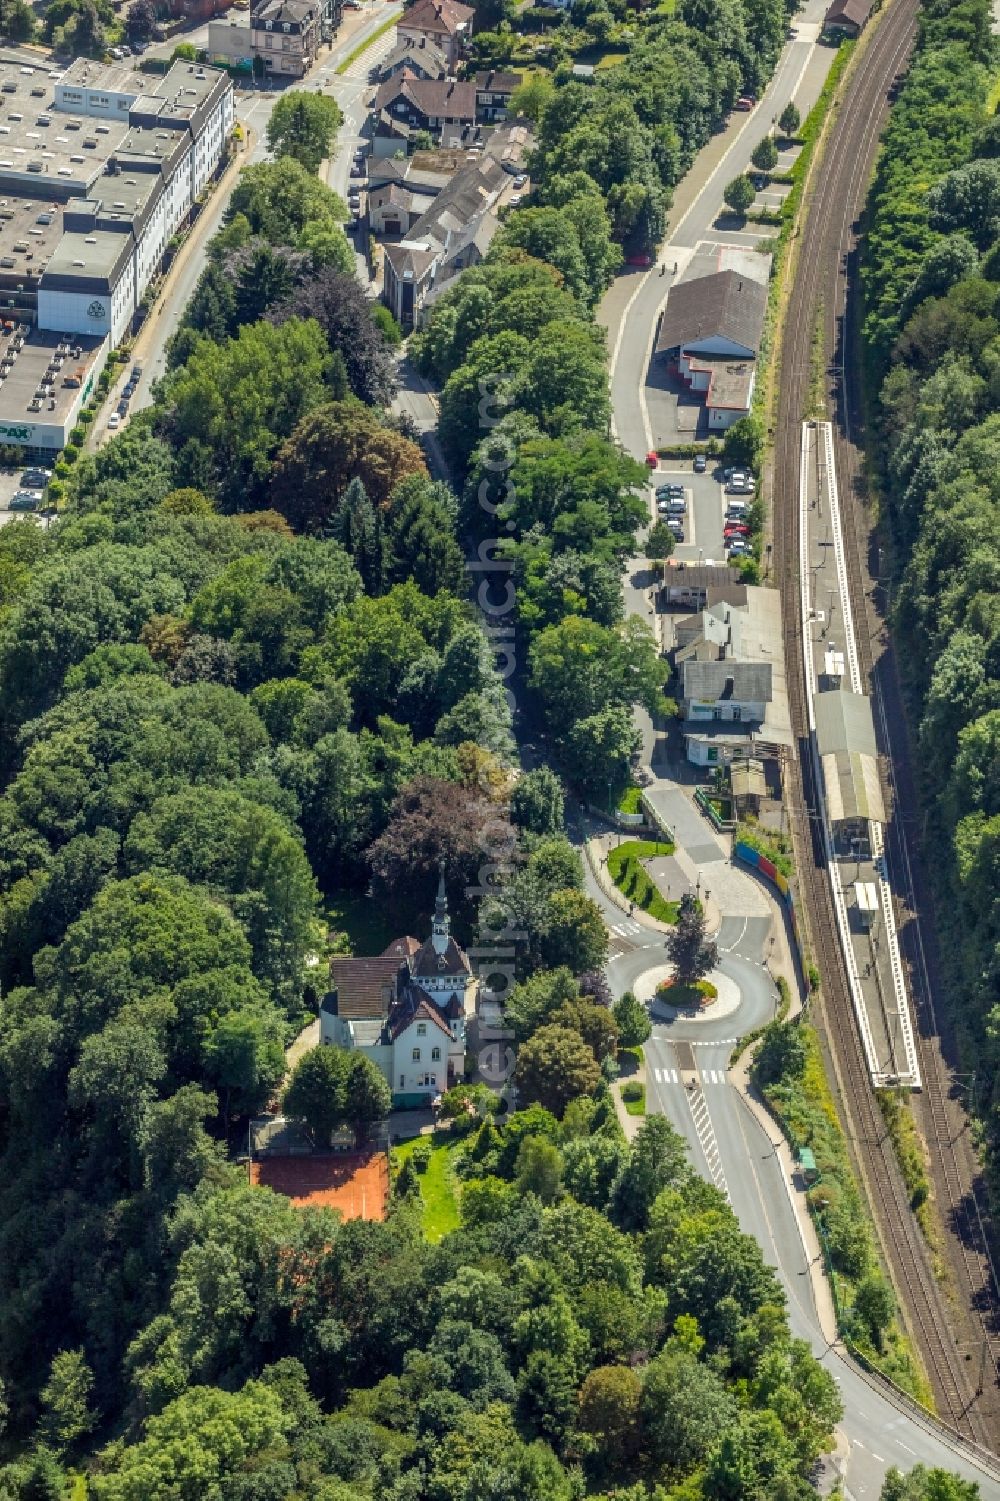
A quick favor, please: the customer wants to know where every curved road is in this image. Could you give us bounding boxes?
[576,820,1000,1494]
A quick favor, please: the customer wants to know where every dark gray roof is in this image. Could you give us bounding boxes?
[814,688,876,758]
[814,689,884,824]
[474,70,522,92]
[825,0,872,27]
[682,659,772,705]
[656,270,768,356]
[375,75,477,120]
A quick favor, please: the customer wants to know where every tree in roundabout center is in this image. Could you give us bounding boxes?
[667,893,717,985]
[723,174,756,217]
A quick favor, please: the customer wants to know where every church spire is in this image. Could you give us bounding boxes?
[432,864,450,955]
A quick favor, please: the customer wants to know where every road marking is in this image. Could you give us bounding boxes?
[720,916,749,952]
[686,1083,730,1201]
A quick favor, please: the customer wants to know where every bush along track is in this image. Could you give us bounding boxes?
[753,1022,934,1405]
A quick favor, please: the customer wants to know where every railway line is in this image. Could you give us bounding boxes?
[770,0,1000,1445]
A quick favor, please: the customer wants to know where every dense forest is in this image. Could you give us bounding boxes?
[860,0,1000,1182]
[0,0,984,1491]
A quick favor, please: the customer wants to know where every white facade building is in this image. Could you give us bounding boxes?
[319,874,474,1108]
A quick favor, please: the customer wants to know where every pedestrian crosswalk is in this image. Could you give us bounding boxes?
[651,1066,727,1085]
[609,918,644,937]
[338,27,397,80]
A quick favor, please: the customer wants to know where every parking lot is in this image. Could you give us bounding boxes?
[648,460,730,564]
[0,464,54,528]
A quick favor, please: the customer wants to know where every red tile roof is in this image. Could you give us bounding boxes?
[400,0,473,36]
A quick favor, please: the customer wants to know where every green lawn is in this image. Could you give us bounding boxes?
[394,1136,461,1242]
[607,839,679,923]
[615,782,644,815]
[327,890,398,956]
[621,1082,646,1116]
[657,979,717,1009]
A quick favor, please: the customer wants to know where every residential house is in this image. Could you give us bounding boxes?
[655,267,768,430]
[657,563,743,609]
[473,70,522,122]
[674,587,792,766]
[319,874,474,1109]
[368,181,437,235]
[380,34,450,80]
[824,0,873,34]
[251,0,327,77]
[373,73,478,150]
[397,0,473,68]
[381,154,506,327]
[813,688,885,852]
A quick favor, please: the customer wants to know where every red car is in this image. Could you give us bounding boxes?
[735,96,756,111]
[724,524,750,538]
[628,251,653,267]
[646,451,659,469]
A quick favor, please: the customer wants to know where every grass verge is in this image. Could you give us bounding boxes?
[735,816,794,879]
[607,838,678,923]
[393,1136,460,1241]
[753,1021,934,1407]
[335,11,397,74]
[621,1081,646,1115]
[876,1089,945,1278]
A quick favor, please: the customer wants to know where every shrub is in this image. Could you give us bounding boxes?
[410,1139,433,1173]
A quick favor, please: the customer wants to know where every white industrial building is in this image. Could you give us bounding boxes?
[0,53,233,451]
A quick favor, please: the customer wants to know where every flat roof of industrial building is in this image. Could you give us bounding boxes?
[42,227,131,289]
[0,326,104,426]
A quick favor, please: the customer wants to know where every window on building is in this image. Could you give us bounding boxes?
[400,1074,404,1087]
[417,1023,426,1036]
[431,1046,441,1061]
[732,706,742,721]
[412,1047,420,1061]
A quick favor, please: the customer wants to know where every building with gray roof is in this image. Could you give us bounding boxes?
[676,585,791,766]
[0,54,234,454]
[814,687,886,835]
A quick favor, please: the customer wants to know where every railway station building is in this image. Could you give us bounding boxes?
[814,687,885,853]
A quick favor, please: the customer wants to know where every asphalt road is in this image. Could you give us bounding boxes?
[95,1,401,436]
[568,806,1000,1496]
[604,0,840,463]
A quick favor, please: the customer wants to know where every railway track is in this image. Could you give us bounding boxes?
[771,0,997,1445]
[828,47,1000,1430]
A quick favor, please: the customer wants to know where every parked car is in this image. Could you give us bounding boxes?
[22,467,50,486]
[628,252,653,267]
[666,516,684,532]
[667,526,684,542]
[736,96,756,110]
[351,161,365,177]
[131,363,142,380]
[513,173,527,189]
[509,194,523,207]
[655,483,684,499]
[107,413,121,430]
[646,450,658,468]
[660,499,687,515]
[693,453,707,473]
[727,540,749,556]
[9,491,40,510]
[724,526,750,539]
